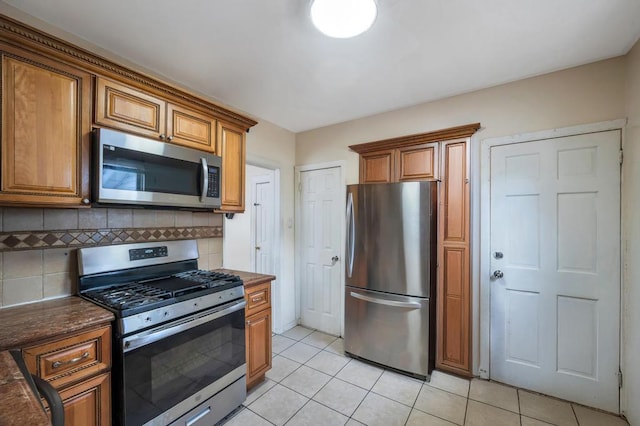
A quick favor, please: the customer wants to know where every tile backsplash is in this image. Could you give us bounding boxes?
[0,207,224,308]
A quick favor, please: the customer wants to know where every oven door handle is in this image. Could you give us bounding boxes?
[123,299,246,353]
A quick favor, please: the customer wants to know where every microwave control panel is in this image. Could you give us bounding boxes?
[207,167,219,198]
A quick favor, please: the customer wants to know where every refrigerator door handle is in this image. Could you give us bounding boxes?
[349,291,422,309]
[346,192,355,278]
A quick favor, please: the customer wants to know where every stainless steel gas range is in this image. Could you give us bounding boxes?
[77,240,246,426]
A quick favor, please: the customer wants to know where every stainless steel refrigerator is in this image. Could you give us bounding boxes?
[344,181,437,379]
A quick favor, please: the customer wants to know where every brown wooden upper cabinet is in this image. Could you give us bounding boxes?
[350,123,479,377]
[95,77,217,153]
[217,121,247,213]
[359,143,438,183]
[0,46,91,207]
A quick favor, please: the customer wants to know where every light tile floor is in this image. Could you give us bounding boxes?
[220,326,629,426]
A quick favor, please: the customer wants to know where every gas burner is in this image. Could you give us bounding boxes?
[174,270,241,288]
[85,283,172,311]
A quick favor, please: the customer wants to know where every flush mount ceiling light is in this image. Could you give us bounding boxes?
[310,0,378,38]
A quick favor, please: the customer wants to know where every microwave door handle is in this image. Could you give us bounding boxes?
[200,158,209,202]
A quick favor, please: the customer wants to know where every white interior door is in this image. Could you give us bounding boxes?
[252,174,274,274]
[300,166,343,335]
[489,131,621,412]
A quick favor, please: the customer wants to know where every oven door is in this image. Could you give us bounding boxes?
[94,127,221,209]
[119,300,245,426]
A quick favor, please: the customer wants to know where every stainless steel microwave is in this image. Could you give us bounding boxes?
[93,128,221,210]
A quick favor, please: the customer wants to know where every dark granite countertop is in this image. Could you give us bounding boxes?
[0,351,50,426]
[215,269,276,289]
[0,296,114,351]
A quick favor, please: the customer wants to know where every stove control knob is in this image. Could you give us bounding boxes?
[164,311,169,317]
[145,317,151,322]
[125,341,130,349]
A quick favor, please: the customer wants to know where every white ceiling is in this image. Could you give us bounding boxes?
[5,0,640,132]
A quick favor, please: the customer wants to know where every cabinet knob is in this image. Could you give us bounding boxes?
[82,198,90,205]
[159,134,166,140]
[167,136,174,142]
[246,320,251,325]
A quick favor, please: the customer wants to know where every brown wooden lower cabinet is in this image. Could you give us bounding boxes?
[24,325,112,426]
[245,280,273,388]
[57,372,110,426]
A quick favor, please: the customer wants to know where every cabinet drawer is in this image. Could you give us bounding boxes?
[245,282,271,317]
[23,326,111,389]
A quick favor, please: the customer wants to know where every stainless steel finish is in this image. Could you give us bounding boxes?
[200,157,209,202]
[143,366,246,426]
[52,352,89,368]
[185,407,210,426]
[346,191,355,278]
[120,287,245,336]
[78,239,199,276]
[494,251,504,259]
[331,255,339,265]
[491,270,504,280]
[344,182,437,378]
[345,182,437,298]
[94,128,221,209]
[167,135,174,142]
[345,287,430,378]
[82,198,90,204]
[349,291,422,308]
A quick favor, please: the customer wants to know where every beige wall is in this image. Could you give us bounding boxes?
[0,207,223,307]
[622,38,640,426]
[297,57,626,185]
[240,120,297,333]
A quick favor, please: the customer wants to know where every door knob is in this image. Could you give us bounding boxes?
[491,270,504,280]
[331,256,339,265]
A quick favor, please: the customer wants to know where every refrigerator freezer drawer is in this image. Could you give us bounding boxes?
[344,287,430,378]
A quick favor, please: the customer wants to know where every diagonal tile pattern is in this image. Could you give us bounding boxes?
[220,325,630,426]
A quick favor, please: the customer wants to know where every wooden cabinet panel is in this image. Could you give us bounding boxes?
[397,142,438,181]
[0,49,90,206]
[57,372,111,426]
[95,77,165,139]
[245,282,271,318]
[437,138,471,375]
[360,150,394,183]
[23,326,111,389]
[245,309,272,388]
[167,103,216,152]
[217,121,246,212]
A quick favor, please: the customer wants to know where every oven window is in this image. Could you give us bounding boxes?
[123,308,245,425]
[102,145,201,196]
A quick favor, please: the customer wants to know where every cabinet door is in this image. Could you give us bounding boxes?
[95,77,166,140]
[396,142,439,181]
[436,138,471,375]
[57,372,111,426]
[217,121,246,212]
[166,103,216,152]
[245,308,272,388]
[360,149,394,183]
[0,49,91,206]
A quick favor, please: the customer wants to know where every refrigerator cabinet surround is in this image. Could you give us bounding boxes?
[344,181,437,379]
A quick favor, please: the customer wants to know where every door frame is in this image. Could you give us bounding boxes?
[245,155,283,332]
[478,119,626,382]
[294,160,346,336]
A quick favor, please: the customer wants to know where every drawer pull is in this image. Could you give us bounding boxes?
[251,296,264,303]
[52,351,89,369]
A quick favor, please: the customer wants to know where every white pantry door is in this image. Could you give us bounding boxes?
[490,131,621,412]
[252,174,274,274]
[300,167,342,335]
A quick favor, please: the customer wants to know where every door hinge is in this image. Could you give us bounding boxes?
[620,149,624,165]
[618,369,623,388]
[298,182,302,192]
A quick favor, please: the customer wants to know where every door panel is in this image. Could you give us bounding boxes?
[217,121,246,212]
[360,150,394,183]
[300,167,342,335]
[490,130,620,412]
[166,103,216,152]
[253,175,274,275]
